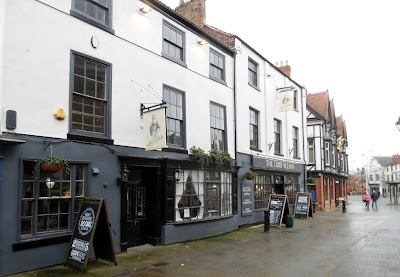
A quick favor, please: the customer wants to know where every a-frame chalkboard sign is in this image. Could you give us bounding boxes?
[65,197,117,271]
[294,192,313,219]
[267,194,290,228]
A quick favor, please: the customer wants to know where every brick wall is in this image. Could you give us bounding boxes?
[175,0,206,27]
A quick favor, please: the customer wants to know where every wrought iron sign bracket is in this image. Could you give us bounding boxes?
[276,86,295,93]
[140,101,166,117]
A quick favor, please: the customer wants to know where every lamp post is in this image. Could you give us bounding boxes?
[357,167,365,200]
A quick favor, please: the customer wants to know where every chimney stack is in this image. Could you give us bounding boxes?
[277,60,291,78]
[175,0,206,27]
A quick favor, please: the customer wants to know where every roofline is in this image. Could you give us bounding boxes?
[306,104,326,121]
[234,36,304,89]
[141,0,236,56]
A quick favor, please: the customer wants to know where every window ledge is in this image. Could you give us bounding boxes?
[274,153,284,157]
[162,148,188,154]
[67,133,114,145]
[70,10,115,34]
[209,75,227,86]
[293,157,301,160]
[166,214,233,225]
[13,233,71,251]
[248,83,261,92]
[161,53,187,68]
[250,148,262,153]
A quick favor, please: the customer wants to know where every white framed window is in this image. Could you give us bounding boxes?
[325,142,330,165]
[308,140,315,164]
[293,127,299,158]
[175,170,232,222]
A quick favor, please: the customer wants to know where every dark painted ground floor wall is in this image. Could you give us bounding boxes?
[236,153,306,220]
[0,135,124,276]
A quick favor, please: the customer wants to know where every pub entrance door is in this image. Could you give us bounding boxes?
[124,167,157,248]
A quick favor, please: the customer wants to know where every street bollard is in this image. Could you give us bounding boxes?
[264,210,270,232]
[342,200,346,213]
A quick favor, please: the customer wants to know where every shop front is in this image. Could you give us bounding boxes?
[119,156,238,250]
[236,153,306,226]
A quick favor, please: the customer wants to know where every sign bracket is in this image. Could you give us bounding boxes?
[140,102,166,117]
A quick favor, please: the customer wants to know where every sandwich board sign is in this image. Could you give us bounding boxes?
[267,194,290,228]
[65,198,117,270]
[294,192,313,218]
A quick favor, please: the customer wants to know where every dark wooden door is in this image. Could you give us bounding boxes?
[127,183,147,247]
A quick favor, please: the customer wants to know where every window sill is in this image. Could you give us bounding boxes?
[162,53,187,68]
[274,153,284,157]
[167,214,233,225]
[250,148,262,153]
[248,83,261,92]
[162,147,188,154]
[293,157,301,160]
[209,75,227,86]
[67,133,114,145]
[70,10,115,34]
[13,233,71,251]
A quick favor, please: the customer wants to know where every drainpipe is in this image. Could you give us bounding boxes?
[301,87,307,192]
[233,51,237,165]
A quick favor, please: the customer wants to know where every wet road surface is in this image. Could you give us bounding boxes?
[14,195,400,277]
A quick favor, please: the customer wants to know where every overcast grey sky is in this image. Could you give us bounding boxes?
[161,0,400,171]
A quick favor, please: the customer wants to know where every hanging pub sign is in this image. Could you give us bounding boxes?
[279,90,294,112]
[294,192,313,218]
[144,107,166,151]
[65,198,117,271]
[267,194,290,228]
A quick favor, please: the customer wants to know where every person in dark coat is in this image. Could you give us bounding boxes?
[371,190,379,209]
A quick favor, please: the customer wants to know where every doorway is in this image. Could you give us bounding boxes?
[122,166,158,249]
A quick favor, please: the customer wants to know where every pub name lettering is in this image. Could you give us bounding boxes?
[266,161,295,170]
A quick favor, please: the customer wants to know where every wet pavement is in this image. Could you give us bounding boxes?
[13,195,400,277]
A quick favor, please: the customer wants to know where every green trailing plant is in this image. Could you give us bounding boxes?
[244,170,257,180]
[307,177,316,184]
[34,155,70,179]
[189,146,209,167]
[189,146,234,169]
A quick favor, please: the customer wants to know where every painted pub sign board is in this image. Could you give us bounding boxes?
[65,198,117,270]
[294,192,313,219]
[267,194,290,228]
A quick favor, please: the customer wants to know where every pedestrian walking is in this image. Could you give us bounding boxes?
[371,190,378,209]
[364,194,371,209]
[377,190,381,198]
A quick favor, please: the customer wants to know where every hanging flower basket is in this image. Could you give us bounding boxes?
[34,155,70,179]
[245,171,257,180]
[41,162,64,173]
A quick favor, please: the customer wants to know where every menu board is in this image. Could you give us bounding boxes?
[65,198,117,270]
[267,194,290,228]
[241,182,253,216]
[294,192,313,218]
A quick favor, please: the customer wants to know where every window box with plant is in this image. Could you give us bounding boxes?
[189,146,234,170]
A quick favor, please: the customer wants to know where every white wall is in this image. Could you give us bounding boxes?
[1,0,235,156]
[235,38,306,164]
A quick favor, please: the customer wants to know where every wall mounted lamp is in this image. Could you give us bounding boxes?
[175,165,183,182]
[139,5,152,14]
[198,39,208,46]
[117,165,130,185]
